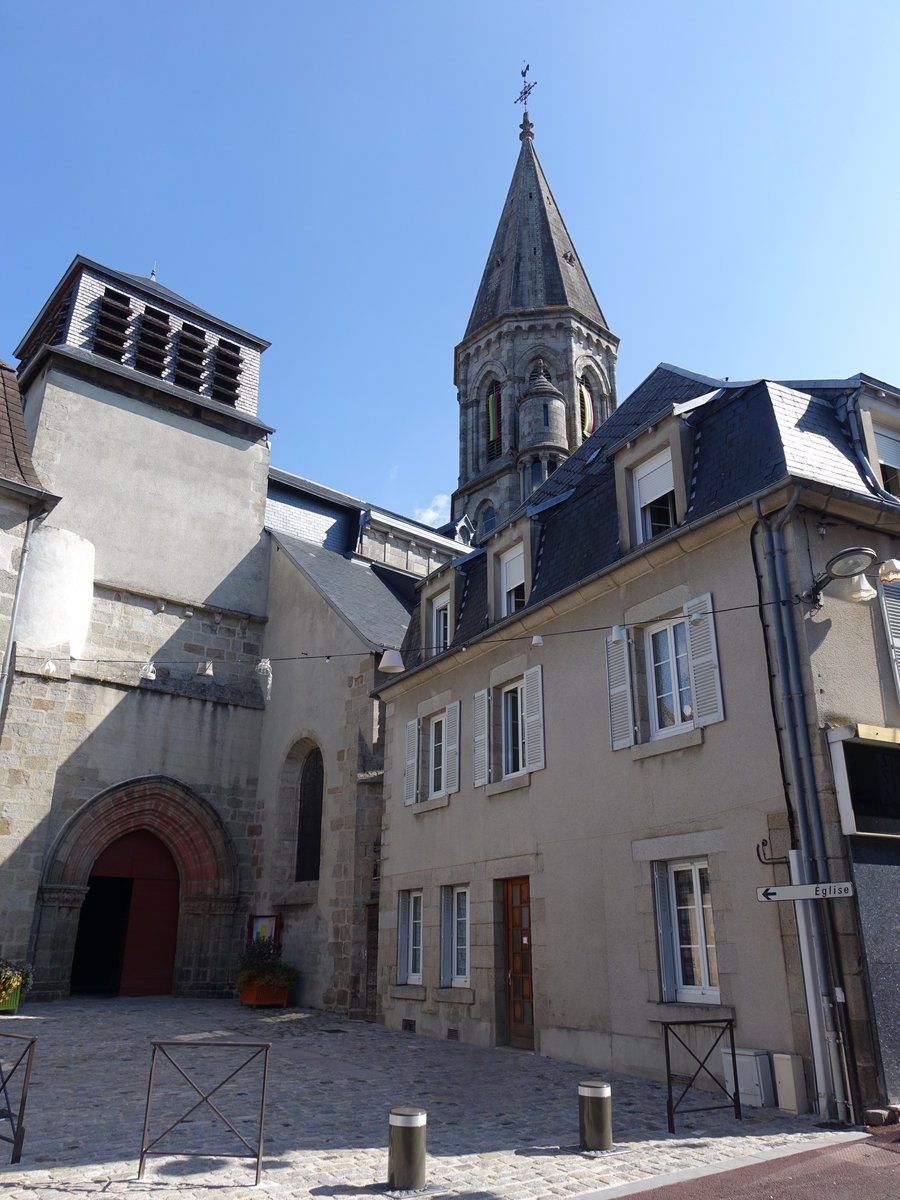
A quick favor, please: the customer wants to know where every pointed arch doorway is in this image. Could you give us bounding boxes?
[71,830,180,996]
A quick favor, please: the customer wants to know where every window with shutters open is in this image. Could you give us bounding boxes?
[606,593,723,749]
[404,702,460,805]
[472,665,544,786]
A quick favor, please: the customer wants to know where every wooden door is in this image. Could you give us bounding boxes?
[504,876,534,1050]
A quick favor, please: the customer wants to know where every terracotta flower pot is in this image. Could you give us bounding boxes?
[239,982,289,1009]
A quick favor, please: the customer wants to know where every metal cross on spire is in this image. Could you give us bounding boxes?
[515,62,536,107]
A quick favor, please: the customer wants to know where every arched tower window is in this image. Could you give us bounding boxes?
[295,748,324,882]
[486,382,502,462]
[580,378,595,439]
[476,503,496,541]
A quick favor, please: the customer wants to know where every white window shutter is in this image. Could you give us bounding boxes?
[684,593,724,727]
[878,580,900,704]
[403,719,418,805]
[397,891,410,984]
[523,664,545,771]
[445,701,460,794]
[439,885,453,987]
[651,862,677,1002]
[473,688,490,787]
[606,635,635,750]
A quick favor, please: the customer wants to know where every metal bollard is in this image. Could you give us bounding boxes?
[388,1106,427,1190]
[579,1080,613,1151]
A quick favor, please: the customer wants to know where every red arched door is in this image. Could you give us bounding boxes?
[71,830,180,996]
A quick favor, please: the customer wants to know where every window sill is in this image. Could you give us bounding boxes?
[486,772,530,797]
[275,880,319,907]
[645,1000,734,1023]
[415,794,450,814]
[435,986,475,1005]
[390,983,426,1001]
[632,727,703,760]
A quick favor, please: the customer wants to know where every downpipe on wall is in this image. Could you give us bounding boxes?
[753,492,851,1123]
[0,505,50,723]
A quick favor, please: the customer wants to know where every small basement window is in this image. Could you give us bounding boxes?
[173,323,207,392]
[92,288,132,363]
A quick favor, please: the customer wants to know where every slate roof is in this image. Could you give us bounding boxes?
[0,359,46,495]
[464,114,608,339]
[273,532,413,652]
[401,364,886,667]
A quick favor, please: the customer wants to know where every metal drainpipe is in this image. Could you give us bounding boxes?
[0,506,46,721]
[753,492,848,1121]
[838,389,900,508]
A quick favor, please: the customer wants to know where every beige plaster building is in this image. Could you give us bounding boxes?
[376,116,900,1120]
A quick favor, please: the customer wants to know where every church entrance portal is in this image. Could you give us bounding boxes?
[70,830,180,996]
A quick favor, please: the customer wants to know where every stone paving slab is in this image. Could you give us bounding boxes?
[0,998,862,1199]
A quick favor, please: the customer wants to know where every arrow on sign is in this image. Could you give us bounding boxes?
[756,882,854,903]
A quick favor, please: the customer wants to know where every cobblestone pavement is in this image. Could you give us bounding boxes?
[0,999,863,1199]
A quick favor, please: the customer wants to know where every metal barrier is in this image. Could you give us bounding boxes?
[138,1039,271,1185]
[0,1031,37,1164]
[662,1018,741,1134]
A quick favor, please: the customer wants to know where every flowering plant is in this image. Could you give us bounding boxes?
[233,937,298,990]
[0,959,34,1005]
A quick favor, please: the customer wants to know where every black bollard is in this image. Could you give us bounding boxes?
[388,1106,426,1190]
[579,1080,613,1151]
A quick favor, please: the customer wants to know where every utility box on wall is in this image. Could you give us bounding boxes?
[772,1052,809,1114]
[721,1047,776,1108]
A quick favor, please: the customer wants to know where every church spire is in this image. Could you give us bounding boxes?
[452,107,619,537]
[463,111,610,340]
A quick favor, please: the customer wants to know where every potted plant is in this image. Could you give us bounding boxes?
[0,959,34,1015]
[233,936,298,1009]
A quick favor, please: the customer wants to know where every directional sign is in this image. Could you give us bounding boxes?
[756,882,854,903]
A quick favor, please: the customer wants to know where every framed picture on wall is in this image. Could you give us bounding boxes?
[247,913,282,951]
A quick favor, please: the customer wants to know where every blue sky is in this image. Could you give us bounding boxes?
[3,1,899,527]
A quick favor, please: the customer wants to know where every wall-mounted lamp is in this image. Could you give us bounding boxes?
[378,648,405,674]
[806,546,877,607]
[609,624,627,644]
[878,559,900,585]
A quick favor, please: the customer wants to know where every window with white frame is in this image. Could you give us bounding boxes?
[633,449,676,542]
[605,594,724,749]
[397,890,423,984]
[440,885,469,986]
[500,544,526,615]
[404,702,460,804]
[874,424,900,499]
[652,859,719,1002]
[432,590,450,655]
[473,665,545,786]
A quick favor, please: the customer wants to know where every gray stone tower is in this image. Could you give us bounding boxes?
[452,111,619,537]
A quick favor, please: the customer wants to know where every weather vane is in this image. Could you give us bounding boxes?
[515,62,536,107]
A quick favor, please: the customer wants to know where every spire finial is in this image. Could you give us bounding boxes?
[515,63,536,141]
[150,260,157,281]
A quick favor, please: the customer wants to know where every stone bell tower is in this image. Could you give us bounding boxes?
[452,110,619,538]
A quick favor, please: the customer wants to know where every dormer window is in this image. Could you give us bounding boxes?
[486,382,502,462]
[874,425,900,499]
[501,544,526,615]
[634,449,676,542]
[432,589,450,654]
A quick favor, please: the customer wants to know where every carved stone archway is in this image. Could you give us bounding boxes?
[34,776,240,999]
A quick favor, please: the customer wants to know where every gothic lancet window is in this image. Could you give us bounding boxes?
[486,382,503,462]
[294,747,324,882]
[580,378,595,439]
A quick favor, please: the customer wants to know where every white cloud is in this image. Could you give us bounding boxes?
[414,493,451,527]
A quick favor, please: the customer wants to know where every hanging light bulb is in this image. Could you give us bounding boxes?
[255,658,273,700]
[378,648,405,674]
[139,661,157,681]
[609,625,627,644]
